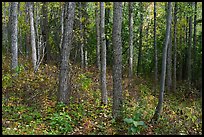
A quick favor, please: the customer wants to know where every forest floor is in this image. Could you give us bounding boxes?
[2,55,202,135]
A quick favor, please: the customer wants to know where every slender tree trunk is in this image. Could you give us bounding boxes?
[59,3,64,52]
[129,2,133,79]
[154,2,158,92]
[179,27,183,81]
[28,2,37,71]
[187,2,193,83]
[10,2,18,71]
[35,2,40,63]
[83,2,88,69]
[79,2,84,68]
[58,2,76,104]
[18,2,23,56]
[105,2,111,66]
[2,2,7,51]
[152,2,172,123]
[193,2,197,83]
[100,2,107,105]
[128,2,133,80]
[137,2,143,76]
[167,26,172,92]
[25,2,29,59]
[95,2,101,71]
[42,2,50,63]
[173,2,177,92]
[184,16,188,80]
[112,2,123,120]
[8,3,12,55]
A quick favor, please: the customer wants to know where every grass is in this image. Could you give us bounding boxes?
[2,55,202,135]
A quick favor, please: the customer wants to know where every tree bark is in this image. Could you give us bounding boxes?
[95,2,101,71]
[79,2,84,68]
[137,2,143,76]
[173,2,177,92]
[28,2,37,71]
[187,2,193,83]
[105,2,111,66]
[58,2,76,104]
[128,2,133,79]
[25,2,30,59]
[167,26,172,92]
[152,2,172,123]
[112,2,123,120]
[192,2,197,83]
[154,2,158,92]
[10,2,18,71]
[100,2,107,105]
[35,2,40,63]
[59,3,64,53]
[83,2,88,69]
[42,2,50,63]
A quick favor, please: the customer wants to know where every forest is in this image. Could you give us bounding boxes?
[2,2,202,135]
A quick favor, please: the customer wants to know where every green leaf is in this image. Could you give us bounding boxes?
[130,127,137,133]
[124,118,134,124]
[133,121,145,127]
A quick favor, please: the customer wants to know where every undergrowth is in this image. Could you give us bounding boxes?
[2,55,202,135]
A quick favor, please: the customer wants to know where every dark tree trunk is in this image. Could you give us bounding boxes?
[154,2,158,92]
[192,2,197,83]
[173,2,177,92]
[105,2,111,66]
[42,2,50,63]
[187,2,193,83]
[152,2,172,123]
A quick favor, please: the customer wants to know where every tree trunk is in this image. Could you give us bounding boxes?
[137,2,143,76]
[112,2,123,120]
[2,2,5,45]
[152,2,172,123]
[100,2,107,105]
[105,2,111,66]
[154,2,158,92]
[25,2,29,59]
[187,2,193,83]
[35,2,40,63]
[10,2,18,71]
[184,16,188,80]
[192,2,197,83]
[83,2,88,69]
[59,3,64,52]
[128,2,133,79]
[28,2,37,71]
[95,2,101,71]
[42,2,50,63]
[18,2,23,56]
[167,26,172,92]
[79,2,84,68]
[173,2,177,92]
[58,2,76,104]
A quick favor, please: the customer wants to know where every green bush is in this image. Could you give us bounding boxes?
[49,112,73,134]
[124,112,147,135]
